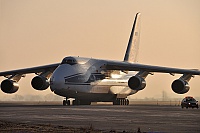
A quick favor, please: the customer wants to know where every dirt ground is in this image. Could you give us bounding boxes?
[1,101,199,133]
[0,120,100,133]
[0,120,144,133]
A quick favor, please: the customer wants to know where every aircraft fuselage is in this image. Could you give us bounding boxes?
[50,56,137,102]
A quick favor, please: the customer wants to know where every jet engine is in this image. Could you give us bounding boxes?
[128,76,146,90]
[171,79,190,94]
[31,76,49,90]
[0,79,19,94]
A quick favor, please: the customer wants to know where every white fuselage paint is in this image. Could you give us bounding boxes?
[50,57,137,101]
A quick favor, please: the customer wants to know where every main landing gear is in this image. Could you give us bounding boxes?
[62,98,129,106]
[113,98,129,105]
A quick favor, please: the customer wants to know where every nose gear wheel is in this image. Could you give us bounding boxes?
[63,100,70,106]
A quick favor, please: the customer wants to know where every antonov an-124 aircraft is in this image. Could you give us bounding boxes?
[0,13,200,105]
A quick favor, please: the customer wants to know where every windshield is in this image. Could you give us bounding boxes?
[61,56,91,65]
[61,57,77,65]
[186,98,196,102]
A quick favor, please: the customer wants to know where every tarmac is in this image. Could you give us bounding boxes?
[0,101,199,133]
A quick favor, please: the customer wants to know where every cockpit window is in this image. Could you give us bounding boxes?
[61,56,90,65]
[61,57,77,65]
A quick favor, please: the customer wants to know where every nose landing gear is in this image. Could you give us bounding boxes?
[62,98,91,106]
[63,99,70,106]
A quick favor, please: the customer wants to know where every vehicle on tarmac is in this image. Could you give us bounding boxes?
[181,96,198,109]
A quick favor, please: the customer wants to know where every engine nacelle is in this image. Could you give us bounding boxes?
[1,79,19,94]
[128,76,146,90]
[171,79,190,94]
[31,76,49,90]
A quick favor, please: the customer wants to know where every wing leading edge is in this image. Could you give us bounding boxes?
[103,61,200,75]
[0,63,60,77]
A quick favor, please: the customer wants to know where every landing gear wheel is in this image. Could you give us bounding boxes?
[121,99,125,105]
[63,100,67,106]
[67,100,70,106]
[126,99,129,105]
[63,99,70,106]
[113,98,129,105]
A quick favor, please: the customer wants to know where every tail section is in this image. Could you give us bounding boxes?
[123,12,141,63]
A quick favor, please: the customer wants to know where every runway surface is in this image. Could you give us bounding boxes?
[0,102,199,133]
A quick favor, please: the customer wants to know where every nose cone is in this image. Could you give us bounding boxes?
[50,64,77,91]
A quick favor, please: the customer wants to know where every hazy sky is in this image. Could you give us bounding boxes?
[0,0,200,100]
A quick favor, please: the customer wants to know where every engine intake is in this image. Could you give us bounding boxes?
[128,76,146,90]
[171,79,190,94]
[1,79,19,94]
[31,76,49,90]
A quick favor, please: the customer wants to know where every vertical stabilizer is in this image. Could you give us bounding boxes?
[123,13,141,63]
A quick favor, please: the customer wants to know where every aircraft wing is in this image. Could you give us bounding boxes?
[104,61,200,75]
[0,63,60,77]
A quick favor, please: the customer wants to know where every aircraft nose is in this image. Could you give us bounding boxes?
[50,74,63,92]
[50,64,76,91]
[50,65,67,91]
